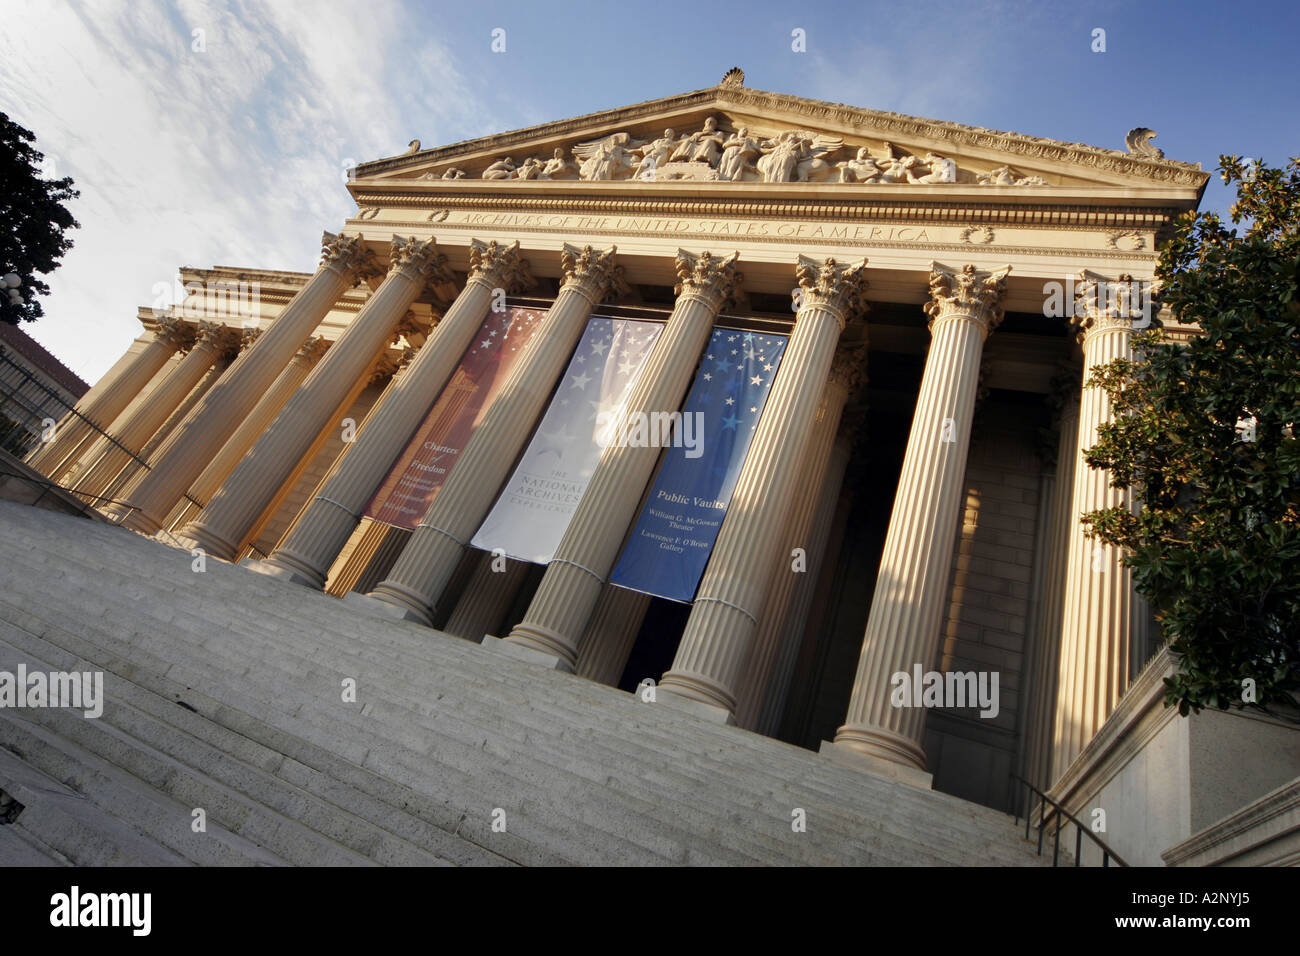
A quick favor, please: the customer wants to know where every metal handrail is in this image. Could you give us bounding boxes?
[1010,773,1129,867]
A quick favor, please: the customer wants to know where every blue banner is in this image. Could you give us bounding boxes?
[609,328,788,603]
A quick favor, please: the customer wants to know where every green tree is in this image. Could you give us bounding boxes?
[0,113,80,325]
[1083,157,1300,721]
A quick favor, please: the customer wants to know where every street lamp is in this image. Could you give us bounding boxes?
[3,272,20,305]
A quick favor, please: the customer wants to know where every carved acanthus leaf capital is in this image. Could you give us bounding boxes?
[196,321,244,359]
[1072,270,1151,343]
[923,262,1011,334]
[152,313,194,351]
[239,328,263,351]
[560,244,627,303]
[320,231,380,280]
[795,255,870,326]
[296,336,330,365]
[673,249,741,312]
[388,236,455,291]
[468,238,534,294]
[828,337,869,397]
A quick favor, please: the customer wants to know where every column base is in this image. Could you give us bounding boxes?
[365,582,435,627]
[175,523,240,562]
[341,589,433,626]
[502,623,579,672]
[653,686,737,725]
[480,635,575,674]
[819,740,933,790]
[245,559,322,589]
[656,670,737,716]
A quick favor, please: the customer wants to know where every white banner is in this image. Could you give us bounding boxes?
[470,316,663,563]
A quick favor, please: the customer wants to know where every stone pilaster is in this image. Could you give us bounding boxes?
[733,341,865,729]
[442,552,532,641]
[111,233,376,532]
[178,236,451,561]
[759,428,855,736]
[28,316,191,480]
[365,244,626,623]
[831,262,1010,775]
[164,337,330,533]
[499,249,740,671]
[1050,272,1138,781]
[1022,370,1080,790]
[71,322,240,502]
[259,239,531,589]
[659,256,868,715]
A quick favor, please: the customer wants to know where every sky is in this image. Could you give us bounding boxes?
[1,0,1296,382]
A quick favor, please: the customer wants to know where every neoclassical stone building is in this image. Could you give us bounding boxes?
[32,71,1297,864]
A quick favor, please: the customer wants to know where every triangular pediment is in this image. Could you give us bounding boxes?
[352,71,1208,194]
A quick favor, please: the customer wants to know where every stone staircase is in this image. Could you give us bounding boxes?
[0,499,1049,866]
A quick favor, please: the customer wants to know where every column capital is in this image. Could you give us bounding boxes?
[828,336,869,397]
[924,262,1011,335]
[320,231,380,281]
[795,255,870,327]
[388,235,456,291]
[239,327,263,352]
[152,312,196,350]
[673,249,741,312]
[560,244,627,304]
[195,321,244,360]
[468,238,534,294]
[1072,270,1148,345]
[296,335,330,365]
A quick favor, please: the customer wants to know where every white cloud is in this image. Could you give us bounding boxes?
[0,0,492,382]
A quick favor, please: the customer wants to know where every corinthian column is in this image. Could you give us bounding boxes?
[442,553,532,641]
[362,244,627,623]
[1050,272,1138,781]
[178,236,453,561]
[574,585,653,686]
[164,337,330,533]
[1022,370,1080,790]
[659,256,868,715]
[111,233,377,533]
[28,315,191,480]
[70,322,242,501]
[830,262,1010,778]
[500,249,740,670]
[733,342,865,729]
[259,239,531,589]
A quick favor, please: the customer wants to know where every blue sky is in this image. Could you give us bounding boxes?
[1,0,1296,381]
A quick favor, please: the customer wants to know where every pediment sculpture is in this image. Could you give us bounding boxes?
[438,115,1049,187]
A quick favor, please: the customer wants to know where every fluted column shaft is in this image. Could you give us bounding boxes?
[179,236,449,561]
[575,585,653,686]
[165,338,329,532]
[263,239,529,589]
[733,371,852,729]
[759,431,854,736]
[113,234,374,533]
[833,263,1010,771]
[28,320,186,479]
[661,257,868,714]
[1051,275,1135,781]
[503,249,740,670]
[443,552,532,641]
[367,244,622,623]
[69,324,236,500]
[1024,385,1080,789]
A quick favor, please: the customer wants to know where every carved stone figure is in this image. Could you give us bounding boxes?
[717,127,761,181]
[838,147,883,184]
[913,152,957,184]
[633,129,680,180]
[540,147,578,180]
[574,133,640,181]
[440,167,466,180]
[482,157,518,180]
[977,165,1047,186]
[514,156,545,180]
[669,116,726,166]
[757,131,804,183]
[877,144,921,183]
[794,135,843,181]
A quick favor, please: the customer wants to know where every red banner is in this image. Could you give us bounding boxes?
[364,305,546,529]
